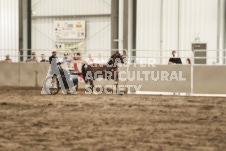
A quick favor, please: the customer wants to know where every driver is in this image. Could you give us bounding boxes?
[49,51,58,64]
[48,51,72,94]
[49,51,59,74]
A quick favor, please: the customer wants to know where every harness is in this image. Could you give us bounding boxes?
[105,64,118,71]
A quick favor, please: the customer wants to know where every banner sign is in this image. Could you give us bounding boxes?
[55,42,85,53]
[54,20,86,39]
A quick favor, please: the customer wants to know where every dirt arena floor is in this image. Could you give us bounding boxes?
[0,88,226,151]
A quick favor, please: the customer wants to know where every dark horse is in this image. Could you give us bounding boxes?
[82,51,125,94]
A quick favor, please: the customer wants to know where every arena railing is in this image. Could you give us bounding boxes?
[17,49,128,63]
[1,49,226,96]
[0,48,129,87]
[128,49,226,65]
[1,48,226,65]
[192,50,226,65]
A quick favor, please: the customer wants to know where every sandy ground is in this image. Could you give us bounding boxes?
[0,88,226,151]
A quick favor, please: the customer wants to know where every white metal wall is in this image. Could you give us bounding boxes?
[135,0,161,64]
[162,0,179,51]
[32,0,111,16]
[160,0,180,64]
[0,0,19,62]
[31,0,111,61]
[136,0,218,64]
[32,17,111,57]
[136,0,161,56]
[179,0,218,64]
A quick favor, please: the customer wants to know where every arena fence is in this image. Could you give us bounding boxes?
[0,49,226,96]
[1,49,226,65]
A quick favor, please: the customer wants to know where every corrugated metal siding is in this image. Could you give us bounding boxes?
[32,17,111,59]
[32,0,111,16]
[136,0,161,62]
[136,0,218,64]
[162,0,179,63]
[0,0,19,62]
[179,0,218,64]
[31,0,111,60]
[162,0,179,50]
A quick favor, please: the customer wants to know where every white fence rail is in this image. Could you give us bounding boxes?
[1,49,226,65]
[0,49,226,96]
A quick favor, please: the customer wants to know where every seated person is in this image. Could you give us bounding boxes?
[49,51,58,64]
[40,54,49,62]
[26,52,38,62]
[0,55,12,62]
[73,53,87,83]
[49,51,61,76]
[86,53,95,64]
[73,53,85,64]
[62,53,71,63]
[186,58,191,64]
[97,53,105,64]
[168,51,182,64]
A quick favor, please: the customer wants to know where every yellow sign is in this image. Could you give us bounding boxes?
[76,24,82,28]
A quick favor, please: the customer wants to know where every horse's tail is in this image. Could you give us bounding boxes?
[82,64,88,83]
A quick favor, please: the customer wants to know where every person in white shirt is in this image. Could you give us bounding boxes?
[86,53,95,64]
[97,53,105,64]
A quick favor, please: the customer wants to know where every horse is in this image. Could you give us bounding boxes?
[82,51,125,94]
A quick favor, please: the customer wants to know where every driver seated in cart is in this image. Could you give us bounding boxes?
[49,50,77,94]
[49,51,60,74]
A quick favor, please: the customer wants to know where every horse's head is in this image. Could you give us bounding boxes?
[115,51,124,64]
[107,51,124,68]
[108,51,125,67]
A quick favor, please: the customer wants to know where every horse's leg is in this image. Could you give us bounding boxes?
[115,70,123,95]
[89,79,94,92]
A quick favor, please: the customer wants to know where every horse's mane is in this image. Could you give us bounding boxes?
[107,54,116,65]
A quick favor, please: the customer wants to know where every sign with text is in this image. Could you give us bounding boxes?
[55,42,85,53]
[54,20,86,40]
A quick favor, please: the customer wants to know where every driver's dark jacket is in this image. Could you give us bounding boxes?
[49,55,58,64]
[49,55,59,75]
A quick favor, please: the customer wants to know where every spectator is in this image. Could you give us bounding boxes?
[86,53,95,64]
[73,53,84,64]
[0,55,12,62]
[49,51,58,64]
[40,54,49,62]
[73,53,85,81]
[26,52,38,62]
[186,58,191,64]
[168,51,182,64]
[97,53,105,64]
[62,53,71,63]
